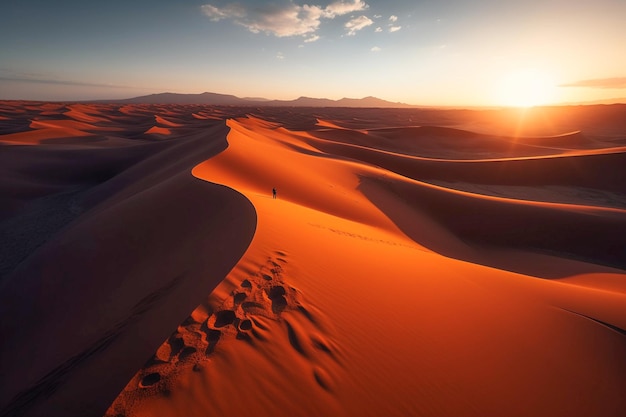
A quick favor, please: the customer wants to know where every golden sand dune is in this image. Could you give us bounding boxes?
[0,102,625,417]
[154,115,183,128]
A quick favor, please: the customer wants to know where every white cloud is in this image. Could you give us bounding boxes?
[389,15,398,22]
[345,15,373,36]
[389,25,401,32]
[201,1,370,38]
[324,0,369,18]
[371,46,381,52]
[304,34,320,43]
[276,52,285,60]
[375,27,382,33]
[200,4,246,21]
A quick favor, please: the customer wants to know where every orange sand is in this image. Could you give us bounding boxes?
[1,102,625,417]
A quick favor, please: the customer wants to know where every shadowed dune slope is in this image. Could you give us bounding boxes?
[305,129,626,192]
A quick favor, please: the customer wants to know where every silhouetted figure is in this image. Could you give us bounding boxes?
[272,187,277,199]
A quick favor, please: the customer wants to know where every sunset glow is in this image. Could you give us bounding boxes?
[495,69,557,107]
[0,1,625,106]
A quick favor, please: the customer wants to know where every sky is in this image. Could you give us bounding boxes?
[1,0,625,106]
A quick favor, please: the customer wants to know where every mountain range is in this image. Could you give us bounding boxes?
[91,92,626,108]
[99,92,417,108]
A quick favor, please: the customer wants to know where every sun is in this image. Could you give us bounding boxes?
[495,69,557,107]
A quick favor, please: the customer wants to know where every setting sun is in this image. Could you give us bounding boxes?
[495,69,557,107]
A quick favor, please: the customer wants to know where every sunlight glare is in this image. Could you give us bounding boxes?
[495,69,556,107]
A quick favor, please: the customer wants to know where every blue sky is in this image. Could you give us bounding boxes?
[1,0,625,105]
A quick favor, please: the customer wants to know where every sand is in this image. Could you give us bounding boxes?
[1,102,625,417]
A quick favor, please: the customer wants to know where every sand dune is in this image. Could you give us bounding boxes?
[144,126,172,136]
[1,102,625,417]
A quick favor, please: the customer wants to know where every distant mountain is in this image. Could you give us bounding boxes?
[242,96,271,102]
[338,96,412,108]
[106,92,416,108]
[117,92,250,106]
[267,95,414,108]
[270,96,339,107]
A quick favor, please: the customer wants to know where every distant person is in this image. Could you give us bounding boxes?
[272,187,277,199]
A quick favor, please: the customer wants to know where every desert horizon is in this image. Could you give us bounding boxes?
[1,100,625,417]
[2,91,626,109]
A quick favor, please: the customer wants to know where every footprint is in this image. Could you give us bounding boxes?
[238,319,253,331]
[206,329,221,343]
[204,329,221,354]
[284,319,307,357]
[268,286,287,314]
[168,336,184,357]
[297,305,318,325]
[313,367,332,392]
[233,292,247,304]
[139,372,161,388]
[311,335,335,358]
[213,310,236,327]
[179,346,197,361]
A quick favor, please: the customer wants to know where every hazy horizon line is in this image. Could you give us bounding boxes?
[1,86,625,108]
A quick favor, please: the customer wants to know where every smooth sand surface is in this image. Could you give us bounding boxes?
[1,102,625,417]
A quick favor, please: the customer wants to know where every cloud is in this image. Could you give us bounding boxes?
[324,0,368,18]
[560,77,626,89]
[200,4,246,21]
[389,15,398,22]
[389,25,401,32]
[304,34,320,43]
[0,73,134,90]
[201,2,323,37]
[345,15,373,36]
[370,46,381,52]
[375,27,382,32]
[201,1,369,38]
[276,52,285,60]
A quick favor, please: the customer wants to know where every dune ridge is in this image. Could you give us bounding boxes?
[1,102,625,417]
